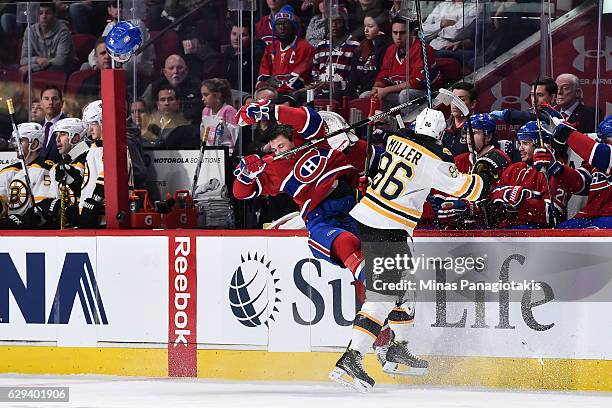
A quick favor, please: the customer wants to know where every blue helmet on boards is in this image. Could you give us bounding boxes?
[597,116,612,141]
[106,21,143,63]
[516,121,551,147]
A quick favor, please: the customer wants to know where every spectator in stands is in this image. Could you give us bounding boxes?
[163,0,224,50]
[442,82,478,157]
[19,3,77,75]
[84,2,155,78]
[68,0,108,36]
[76,37,112,107]
[306,6,359,102]
[421,0,477,64]
[182,26,225,82]
[39,85,67,163]
[348,0,385,41]
[256,0,303,46]
[257,5,315,94]
[126,99,148,189]
[142,54,204,126]
[555,73,598,133]
[62,97,81,118]
[144,86,199,149]
[477,0,539,67]
[388,0,402,21]
[223,18,264,104]
[305,0,327,47]
[31,99,45,124]
[200,78,238,154]
[371,18,442,113]
[490,77,558,126]
[346,11,391,99]
[129,99,151,134]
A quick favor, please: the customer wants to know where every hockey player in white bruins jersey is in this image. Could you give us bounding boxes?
[79,100,134,228]
[330,108,509,392]
[0,123,59,228]
[50,117,89,227]
[80,100,105,228]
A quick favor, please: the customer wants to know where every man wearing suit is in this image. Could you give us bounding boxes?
[39,85,66,163]
[556,73,599,133]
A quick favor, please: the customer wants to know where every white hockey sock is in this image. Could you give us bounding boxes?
[349,301,394,355]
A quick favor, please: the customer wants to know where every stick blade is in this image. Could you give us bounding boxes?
[435,88,469,116]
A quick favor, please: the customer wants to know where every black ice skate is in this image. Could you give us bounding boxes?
[329,349,375,392]
[383,341,429,376]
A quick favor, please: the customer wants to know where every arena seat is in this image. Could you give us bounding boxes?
[436,57,462,84]
[0,68,23,85]
[30,71,67,93]
[72,33,97,64]
[348,97,382,118]
[65,69,97,96]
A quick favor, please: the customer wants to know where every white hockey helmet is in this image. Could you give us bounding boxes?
[12,122,44,152]
[320,110,359,152]
[82,100,102,126]
[414,108,446,141]
[53,117,86,147]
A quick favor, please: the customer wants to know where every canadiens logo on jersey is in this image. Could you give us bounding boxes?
[8,179,28,210]
[591,171,611,191]
[293,148,328,184]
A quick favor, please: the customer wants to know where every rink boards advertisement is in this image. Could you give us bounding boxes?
[0,231,611,390]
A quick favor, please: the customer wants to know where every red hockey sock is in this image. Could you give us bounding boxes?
[331,232,362,277]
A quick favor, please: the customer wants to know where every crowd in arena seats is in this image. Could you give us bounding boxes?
[0,1,608,230]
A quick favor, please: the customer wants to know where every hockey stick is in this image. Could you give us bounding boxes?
[414,0,433,108]
[6,99,36,209]
[532,79,557,228]
[272,95,429,161]
[191,126,211,198]
[358,96,379,200]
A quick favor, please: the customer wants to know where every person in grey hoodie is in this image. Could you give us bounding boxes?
[19,4,76,75]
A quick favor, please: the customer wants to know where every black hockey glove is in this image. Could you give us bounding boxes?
[473,150,510,196]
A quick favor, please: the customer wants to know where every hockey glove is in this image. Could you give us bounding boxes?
[489,109,508,122]
[533,147,563,175]
[473,150,510,195]
[492,186,532,211]
[233,154,266,184]
[237,99,272,126]
[437,199,469,226]
[358,175,370,196]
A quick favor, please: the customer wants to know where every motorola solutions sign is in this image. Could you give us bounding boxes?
[229,252,281,328]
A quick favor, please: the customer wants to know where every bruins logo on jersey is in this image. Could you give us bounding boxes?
[82,162,90,189]
[59,185,78,206]
[8,179,29,210]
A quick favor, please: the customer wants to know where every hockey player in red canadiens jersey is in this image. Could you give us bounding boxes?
[491,121,577,228]
[233,101,375,300]
[433,114,511,229]
[551,116,612,228]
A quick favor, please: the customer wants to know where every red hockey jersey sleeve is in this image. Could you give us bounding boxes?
[275,105,325,144]
[567,130,612,173]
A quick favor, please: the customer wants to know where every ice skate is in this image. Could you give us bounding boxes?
[382,341,429,376]
[329,349,374,392]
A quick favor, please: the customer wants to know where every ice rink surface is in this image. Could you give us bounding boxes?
[0,374,609,408]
